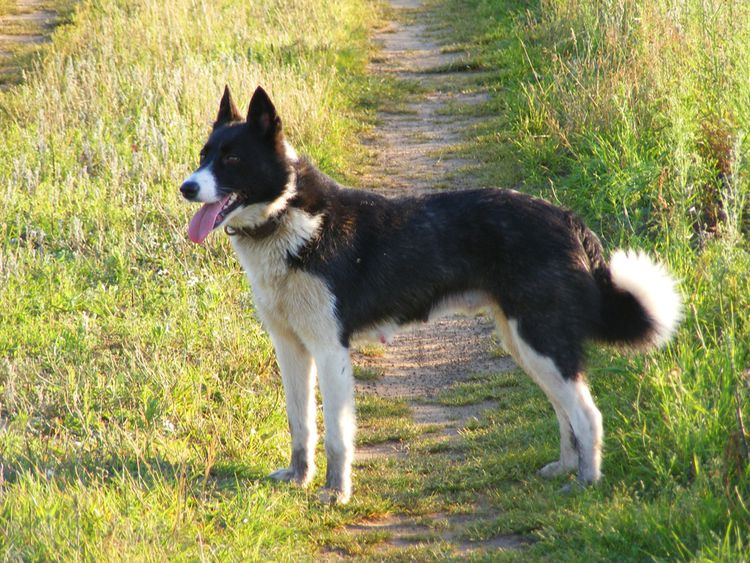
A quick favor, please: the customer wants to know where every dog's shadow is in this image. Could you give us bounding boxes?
[0,447,272,497]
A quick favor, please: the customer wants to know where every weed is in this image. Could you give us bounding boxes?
[431,0,750,557]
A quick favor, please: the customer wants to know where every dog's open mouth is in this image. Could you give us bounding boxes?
[188,193,245,244]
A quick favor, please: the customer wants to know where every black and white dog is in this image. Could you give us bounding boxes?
[180,86,681,504]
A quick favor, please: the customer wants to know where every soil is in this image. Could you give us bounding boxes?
[352,0,510,422]
[352,0,512,457]
[0,0,61,86]
[346,0,526,556]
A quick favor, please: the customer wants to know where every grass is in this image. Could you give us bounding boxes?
[1,0,748,559]
[0,0,391,558]
[0,1,76,86]
[353,365,385,381]
[425,0,750,558]
[356,395,419,446]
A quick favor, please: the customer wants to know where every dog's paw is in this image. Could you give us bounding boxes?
[268,467,296,482]
[559,481,585,495]
[538,460,577,479]
[318,487,351,506]
[268,467,310,485]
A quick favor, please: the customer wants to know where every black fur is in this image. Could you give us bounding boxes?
[287,165,603,378]
[191,87,658,380]
[198,87,291,207]
[568,216,654,346]
[214,85,242,128]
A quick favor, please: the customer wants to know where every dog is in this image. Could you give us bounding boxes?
[180,85,681,504]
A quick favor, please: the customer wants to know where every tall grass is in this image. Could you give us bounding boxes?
[525,0,750,499]
[0,0,376,558]
[440,0,749,556]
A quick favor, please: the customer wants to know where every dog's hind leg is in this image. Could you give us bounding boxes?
[266,323,318,486]
[496,312,603,483]
[538,403,579,478]
[309,344,355,504]
[552,377,603,483]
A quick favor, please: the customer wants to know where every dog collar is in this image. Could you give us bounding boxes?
[224,211,286,240]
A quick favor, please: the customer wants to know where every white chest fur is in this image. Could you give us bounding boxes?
[229,209,338,343]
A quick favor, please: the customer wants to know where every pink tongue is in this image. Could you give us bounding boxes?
[188,196,230,244]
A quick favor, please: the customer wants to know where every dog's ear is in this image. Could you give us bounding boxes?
[247,86,282,140]
[214,85,242,128]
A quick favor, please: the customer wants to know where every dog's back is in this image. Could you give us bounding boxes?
[181,86,681,503]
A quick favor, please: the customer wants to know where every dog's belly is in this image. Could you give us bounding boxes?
[351,290,495,345]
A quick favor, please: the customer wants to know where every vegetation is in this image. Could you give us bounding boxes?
[433,0,750,558]
[0,0,747,559]
[0,0,383,558]
[0,1,76,86]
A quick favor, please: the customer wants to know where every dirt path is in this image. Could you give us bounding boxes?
[353,0,512,453]
[0,0,62,87]
[353,0,512,426]
[347,0,524,556]
[359,0,488,196]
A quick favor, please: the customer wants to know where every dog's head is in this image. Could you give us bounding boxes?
[180,86,294,243]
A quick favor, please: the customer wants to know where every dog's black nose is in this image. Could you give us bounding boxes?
[180,181,199,200]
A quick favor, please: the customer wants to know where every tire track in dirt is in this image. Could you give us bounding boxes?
[344,0,527,557]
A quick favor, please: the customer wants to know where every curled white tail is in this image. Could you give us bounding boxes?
[609,250,682,348]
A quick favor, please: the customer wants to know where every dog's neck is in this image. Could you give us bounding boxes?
[224,156,335,242]
[224,153,302,241]
[224,210,287,239]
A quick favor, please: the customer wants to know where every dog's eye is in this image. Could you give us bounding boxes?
[199,148,208,163]
[223,154,240,165]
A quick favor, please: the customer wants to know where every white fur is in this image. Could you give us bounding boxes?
[265,321,318,485]
[352,320,399,345]
[428,290,493,320]
[610,249,682,347]
[309,342,355,503]
[491,310,602,482]
[184,165,219,202]
[284,140,299,162]
[231,206,355,502]
[231,209,322,284]
[227,171,298,229]
[540,403,579,477]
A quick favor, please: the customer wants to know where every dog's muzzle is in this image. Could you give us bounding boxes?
[180,181,200,201]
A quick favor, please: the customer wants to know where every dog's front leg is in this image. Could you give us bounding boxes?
[266,325,317,486]
[311,345,355,504]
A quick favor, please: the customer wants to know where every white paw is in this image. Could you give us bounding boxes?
[318,487,351,505]
[268,467,297,483]
[538,460,577,478]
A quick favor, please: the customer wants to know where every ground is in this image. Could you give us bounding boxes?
[348,0,535,555]
[2,0,747,559]
[0,0,69,86]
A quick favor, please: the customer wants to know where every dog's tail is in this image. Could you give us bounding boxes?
[575,220,682,349]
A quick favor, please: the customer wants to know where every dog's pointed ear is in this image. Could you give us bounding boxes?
[214,85,242,128]
[247,86,281,140]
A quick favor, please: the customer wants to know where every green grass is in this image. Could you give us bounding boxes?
[357,395,420,446]
[436,371,522,406]
[0,1,76,86]
[426,0,750,558]
[353,365,385,381]
[1,0,749,559]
